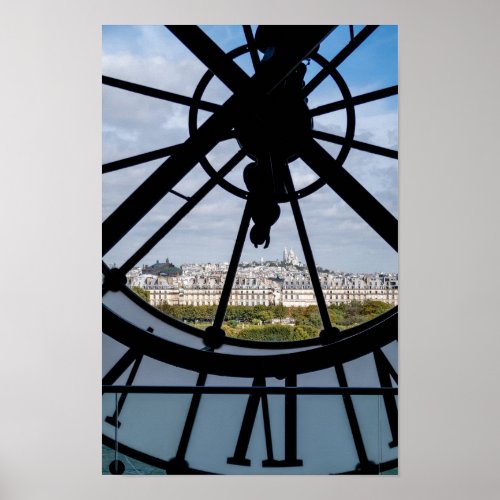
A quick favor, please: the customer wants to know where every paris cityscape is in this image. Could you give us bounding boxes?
[125,247,399,308]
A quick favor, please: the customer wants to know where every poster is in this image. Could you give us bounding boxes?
[102,25,398,475]
[3,0,500,498]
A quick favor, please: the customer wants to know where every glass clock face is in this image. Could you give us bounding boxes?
[102,25,398,475]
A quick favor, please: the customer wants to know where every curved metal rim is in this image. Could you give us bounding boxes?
[119,282,398,350]
[102,435,397,475]
[188,44,355,202]
[102,303,397,378]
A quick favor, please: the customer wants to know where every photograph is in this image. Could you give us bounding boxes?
[102,24,398,475]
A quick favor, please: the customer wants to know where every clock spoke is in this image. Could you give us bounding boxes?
[167,25,249,93]
[299,138,398,251]
[310,85,398,117]
[103,144,183,174]
[281,162,336,333]
[242,25,260,72]
[349,25,355,41]
[118,150,246,275]
[103,76,221,112]
[304,25,379,96]
[210,203,252,336]
[169,189,190,201]
[313,130,398,159]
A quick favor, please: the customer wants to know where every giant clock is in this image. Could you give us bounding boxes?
[102,25,398,475]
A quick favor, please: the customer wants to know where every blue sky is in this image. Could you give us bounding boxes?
[102,25,398,272]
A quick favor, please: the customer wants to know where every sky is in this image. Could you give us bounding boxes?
[102,25,398,273]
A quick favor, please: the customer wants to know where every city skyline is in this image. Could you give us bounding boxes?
[128,248,398,309]
[127,246,398,274]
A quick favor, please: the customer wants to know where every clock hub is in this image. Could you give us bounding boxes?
[234,62,313,163]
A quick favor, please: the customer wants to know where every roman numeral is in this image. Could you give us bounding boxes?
[103,349,143,428]
[374,348,398,447]
[335,364,375,472]
[227,376,303,467]
[166,372,207,474]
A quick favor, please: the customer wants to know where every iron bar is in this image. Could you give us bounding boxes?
[102,349,140,386]
[167,26,249,93]
[118,150,245,274]
[281,163,332,330]
[243,25,260,72]
[104,354,143,427]
[102,385,398,395]
[313,130,398,159]
[310,85,398,116]
[103,144,182,174]
[103,75,220,112]
[102,114,230,256]
[260,27,336,95]
[212,202,252,330]
[299,139,398,251]
[304,25,378,96]
[168,26,335,96]
[169,189,190,201]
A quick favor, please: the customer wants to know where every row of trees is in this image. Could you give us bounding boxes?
[223,324,317,341]
[155,301,393,339]
[131,286,150,302]
[157,304,288,323]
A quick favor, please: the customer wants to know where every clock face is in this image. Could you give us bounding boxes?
[102,25,398,475]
